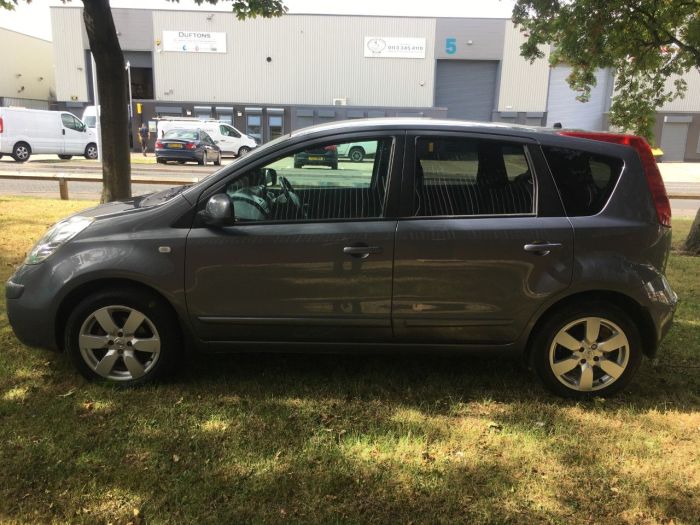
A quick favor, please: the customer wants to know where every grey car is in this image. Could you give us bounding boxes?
[6,119,677,398]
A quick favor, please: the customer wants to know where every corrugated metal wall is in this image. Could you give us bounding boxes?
[546,66,612,130]
[50,7,88,102]
[152,12,435,107]
[80,9,154,52]
[497,22,550,112]
[660,70,700,112]
[0,29,55,102]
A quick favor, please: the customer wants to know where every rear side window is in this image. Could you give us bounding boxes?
[413,137,535,216]
[542,147,623,216]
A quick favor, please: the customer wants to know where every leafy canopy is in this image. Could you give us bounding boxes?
[513,0,700,141]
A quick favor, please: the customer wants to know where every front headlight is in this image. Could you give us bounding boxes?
[24,216,94,265]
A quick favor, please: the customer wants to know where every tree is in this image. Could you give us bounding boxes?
[2,0,286,203]
[513,0,700,254]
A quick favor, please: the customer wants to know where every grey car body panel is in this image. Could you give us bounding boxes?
[6,118,676,358]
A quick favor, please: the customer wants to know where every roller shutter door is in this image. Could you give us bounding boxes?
[435,60,498,122]
[546,66,611,130]
[660,122,689,161]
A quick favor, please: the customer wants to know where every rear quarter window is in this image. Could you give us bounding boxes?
[542,146,623,216]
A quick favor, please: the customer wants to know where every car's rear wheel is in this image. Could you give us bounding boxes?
[348,147,364,162]
[238,146,251,157]
[65,288,181,386]
[12,142,31,162]
[214,152,222,166]
[157,158,166,164]
[294,162,303,169]
[84,143,98,160]
[330,162,338,170]
[532,302,642,398]
[198,152,207,166]
[58,154,73,160]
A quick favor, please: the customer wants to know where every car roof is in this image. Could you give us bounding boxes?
[290,117,555,140]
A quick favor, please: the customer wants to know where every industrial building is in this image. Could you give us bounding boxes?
[35,7,700,160]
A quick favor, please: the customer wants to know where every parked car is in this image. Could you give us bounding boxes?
[337,141,377,162]
[156,118,257,157]
[0,107,98,162]
[155,129,222,165]
[6,119,676,398]
[294,144,338,169]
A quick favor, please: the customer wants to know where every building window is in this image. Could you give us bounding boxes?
[246,114,262,144]
[269,115,283,141]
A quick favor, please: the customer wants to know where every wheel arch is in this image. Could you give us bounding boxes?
[523,290,657,366]
[55,277,188,351]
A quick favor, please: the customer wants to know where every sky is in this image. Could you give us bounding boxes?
[0,0,516,41]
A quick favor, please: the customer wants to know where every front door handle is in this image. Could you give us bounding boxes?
[343,245,382,259]
[523,242,563,255]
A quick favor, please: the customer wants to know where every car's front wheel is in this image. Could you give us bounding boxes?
[238,146,251,157]
[532,302,642,398]
[84,143,98,160]
[65,288,181,385]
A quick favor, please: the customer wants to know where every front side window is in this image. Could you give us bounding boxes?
[413,137,535,216]
[61,114,82,131]
[220,124,240,138]
[223,138,393,222]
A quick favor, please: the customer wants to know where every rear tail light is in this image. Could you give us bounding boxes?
[155,141,163,148]
[185,142,196,150]
[559,131,672,227]
[0,116,3,134]
[323,144,337,151]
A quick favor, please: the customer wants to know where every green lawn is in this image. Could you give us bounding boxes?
[0,196,698,524]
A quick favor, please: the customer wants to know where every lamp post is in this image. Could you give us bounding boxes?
[126,60,133,118]
[90,53,101,163]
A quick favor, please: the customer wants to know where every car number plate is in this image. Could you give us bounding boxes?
[168,143,183,149]
[309,156,323,161]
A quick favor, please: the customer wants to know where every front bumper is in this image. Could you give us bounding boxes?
[6,272,59,351]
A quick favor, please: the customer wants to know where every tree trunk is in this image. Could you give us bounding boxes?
[82,0,131,202]
[683,208,700,255]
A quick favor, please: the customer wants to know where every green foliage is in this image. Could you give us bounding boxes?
[513,0,700,142]
[172,0,287,19]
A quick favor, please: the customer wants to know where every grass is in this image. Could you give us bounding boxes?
[0,196,699,525]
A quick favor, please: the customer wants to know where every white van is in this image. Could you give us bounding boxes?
[82,105,98,128]
[156,117,257,157]
[0,107,98,162]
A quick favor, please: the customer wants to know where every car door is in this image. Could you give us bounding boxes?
[392,132,573,345]
[61,113,86,155]
[185,133,403,345]
[217,124,240,155]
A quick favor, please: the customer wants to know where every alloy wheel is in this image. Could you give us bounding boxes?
[78,305,161,381]
[549,316,630,392]
[15,145,29,160]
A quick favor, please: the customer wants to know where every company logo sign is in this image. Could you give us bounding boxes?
[364,37,426,59]
[162,31,227,53]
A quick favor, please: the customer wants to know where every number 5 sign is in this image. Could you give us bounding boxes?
[445,37,457,55]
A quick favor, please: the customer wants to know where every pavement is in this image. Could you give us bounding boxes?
[1,154,699,217]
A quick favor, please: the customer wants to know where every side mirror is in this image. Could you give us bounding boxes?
[198,194,234,226]
[262,168,277,187]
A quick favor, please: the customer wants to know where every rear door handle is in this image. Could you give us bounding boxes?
[523,242,562,255]
[343,245,382,258]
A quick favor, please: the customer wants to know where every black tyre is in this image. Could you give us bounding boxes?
[156,158,166,164]
[65,287,181,386]
[238,146,251,157]
[294,162,303,169]
[12,142,31,162]
[214,153,222,166]
[84,143,98,160]
[330,162,338,170]
[531,302,642,398]
[348,147,364,162]
[198,152,207,166]
[58,154,73,160]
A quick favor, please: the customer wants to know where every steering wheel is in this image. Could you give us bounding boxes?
[278,175,303,212]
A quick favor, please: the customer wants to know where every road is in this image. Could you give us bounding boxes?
[1,155,699,217]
